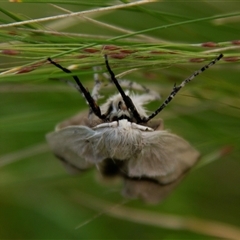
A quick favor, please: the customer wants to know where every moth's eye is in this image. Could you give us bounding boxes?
[111,116,118,121]
[118,101,123,109]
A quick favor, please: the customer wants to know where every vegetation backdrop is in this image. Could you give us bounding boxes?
[0,0,240,239]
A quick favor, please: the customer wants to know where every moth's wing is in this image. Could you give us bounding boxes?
[127,131,200,184]
[123,131,200,203]
[46,126,107,174]
[56,111,103,130]
[55,111,88,130]
[122,176,185,204]
[142,119,164,131]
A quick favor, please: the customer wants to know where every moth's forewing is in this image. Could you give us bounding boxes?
[122,175,185,204]
[123,130,199,203]
[127,131,200,184]
[46,111,104,174]
[142,119,164,131]
[46,126,94,174]
[55,111,103,130]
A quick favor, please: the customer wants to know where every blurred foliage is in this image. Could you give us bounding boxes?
[0,0,240,239]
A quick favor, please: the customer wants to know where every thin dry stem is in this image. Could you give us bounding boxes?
[49,3,159,42]
[0,143,49,167]
[73,191,240,240]
[0,0,157,29]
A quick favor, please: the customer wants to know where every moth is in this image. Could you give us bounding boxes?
[47,54,223,203]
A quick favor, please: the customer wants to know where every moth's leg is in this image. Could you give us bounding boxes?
[94,64,160,103]
[90,66,119,120]
[102,74,161,101]
[143,53,223,122]
[91,66,103,102]
[87,66,103,118]
[131,123,154,132]
[104,55,143,123]
[48,58,106,120]
[119,79,161,102]
[93,121,118,129]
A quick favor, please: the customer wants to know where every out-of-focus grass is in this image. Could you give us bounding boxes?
[0,1,240,239]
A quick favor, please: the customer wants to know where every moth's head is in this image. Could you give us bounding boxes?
[101,91,148,122]
[107,93,132,121]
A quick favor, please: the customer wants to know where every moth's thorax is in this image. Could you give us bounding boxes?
[93,119,153,160]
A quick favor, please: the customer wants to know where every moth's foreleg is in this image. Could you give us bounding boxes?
[92,66,103,102]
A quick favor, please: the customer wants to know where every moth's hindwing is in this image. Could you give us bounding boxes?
[122,175,185,204]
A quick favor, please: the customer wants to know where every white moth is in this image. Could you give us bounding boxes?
[47,54,223,203]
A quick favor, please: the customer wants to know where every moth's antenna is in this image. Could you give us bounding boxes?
[143,53,223,123]
[104,55,142,123]
[48,58,105,120]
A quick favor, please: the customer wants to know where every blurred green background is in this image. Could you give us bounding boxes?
[0,0,240,239]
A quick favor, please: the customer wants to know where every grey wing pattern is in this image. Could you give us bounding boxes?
[123,130,200,203]
[127,130,200,184]
[46,126,107,173]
